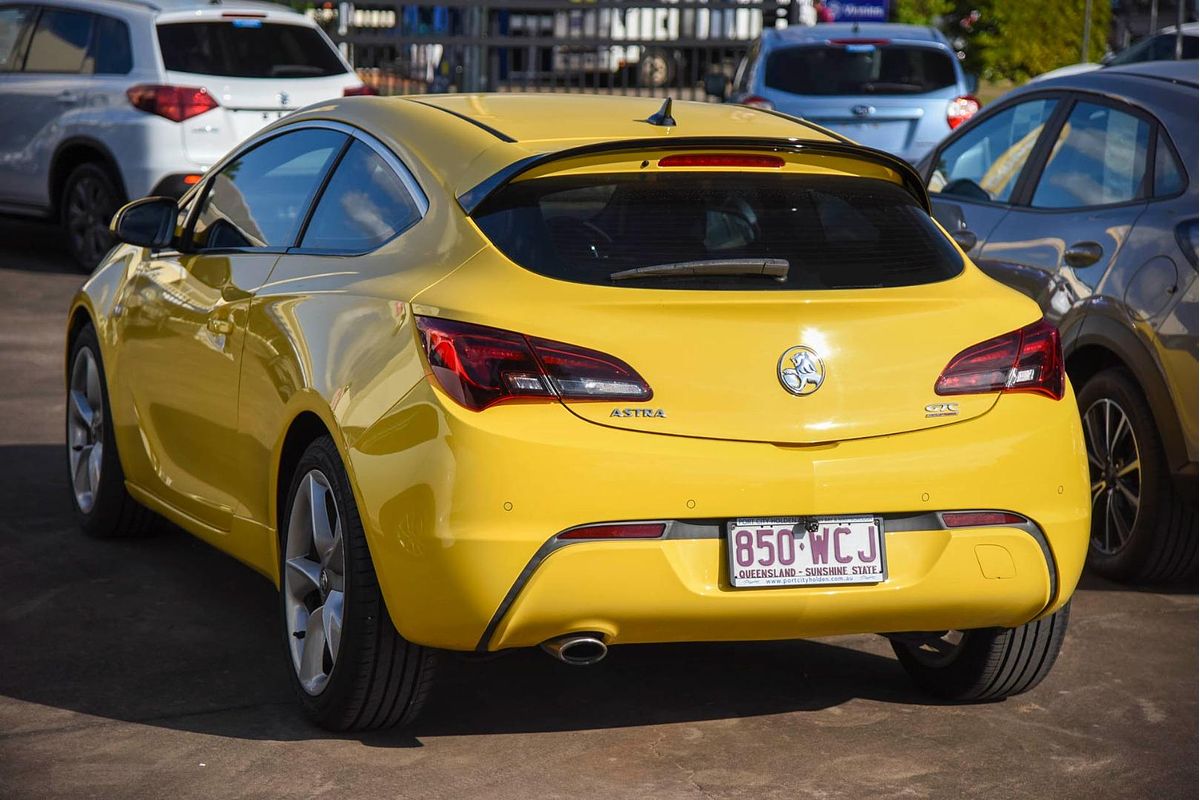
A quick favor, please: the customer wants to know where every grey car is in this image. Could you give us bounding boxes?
[916,60,1198,583]
[716,23,979,164]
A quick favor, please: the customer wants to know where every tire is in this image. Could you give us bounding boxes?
[67,324,156,538]
[1077,367,1197,583]
[62,162,122,272]
[891,603,1071,701]
[279,436,436,731]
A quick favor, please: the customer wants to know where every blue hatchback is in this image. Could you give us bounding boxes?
[722,23,979,163]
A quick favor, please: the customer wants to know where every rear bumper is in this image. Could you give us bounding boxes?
[347,383,1090,652]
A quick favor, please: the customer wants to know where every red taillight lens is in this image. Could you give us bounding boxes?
[127,84,218,122]
[935,319,1064,400]
[739,94,774,110]
[947,94,980,129]
[415,316,652,411]
[942,511,1027,528]
[343,84,378,97]
[659,154,784,169]
[558,523,666,540]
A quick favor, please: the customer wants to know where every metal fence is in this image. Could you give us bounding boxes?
[310,1,799,97]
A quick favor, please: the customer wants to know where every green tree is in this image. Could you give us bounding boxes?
[893,0,955,25]
[969,0,1111,81]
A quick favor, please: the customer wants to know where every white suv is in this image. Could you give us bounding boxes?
[0,0,372,268]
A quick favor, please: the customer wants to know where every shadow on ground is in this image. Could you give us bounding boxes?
[0,217,82,276]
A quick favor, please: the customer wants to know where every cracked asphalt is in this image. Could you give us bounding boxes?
[0,218,1196,799]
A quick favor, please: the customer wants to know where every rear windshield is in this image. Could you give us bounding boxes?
[157,21,346,78]
[765,44,956,96]
[472,173,963,291]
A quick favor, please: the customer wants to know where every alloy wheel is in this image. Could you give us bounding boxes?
[1083,398,1141,556]
[284,469,347,695]
[67,347,104,513]
[66,174,116,268]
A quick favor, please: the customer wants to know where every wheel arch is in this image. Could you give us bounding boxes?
[275,410,335,542]
[50,138,128,219]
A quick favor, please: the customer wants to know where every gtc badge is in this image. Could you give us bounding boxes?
[778,346,825,396]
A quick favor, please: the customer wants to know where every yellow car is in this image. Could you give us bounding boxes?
[67,94,1090,730]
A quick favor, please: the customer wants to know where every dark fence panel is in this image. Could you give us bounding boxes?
[314,1,797,98]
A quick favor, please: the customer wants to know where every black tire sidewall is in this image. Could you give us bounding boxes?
[1076,368,1169,580]
[62,163,121,272]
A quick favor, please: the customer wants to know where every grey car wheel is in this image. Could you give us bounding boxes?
[67,345,105,514]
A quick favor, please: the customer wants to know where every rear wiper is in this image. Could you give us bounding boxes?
[610,258,789,282]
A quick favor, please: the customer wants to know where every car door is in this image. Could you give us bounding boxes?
[0,4,93,209]
[925,93,1064,261]
[112,127,347,530]
[975,96,1154,325]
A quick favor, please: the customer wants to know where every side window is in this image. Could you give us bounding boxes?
[1154,133,1186,197]
[90,15,130,75]
[929,98,1058,204]
[1031,102,1150,209]
[300,141,423,252]
[191,129,346,251]
[0,5,36,71]
[23,8,94,73]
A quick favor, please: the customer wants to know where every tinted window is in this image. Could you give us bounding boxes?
[1154,135,1186,196]
[91,15,130,74]
[24,8,93,73]
[192,129,345,250]
[301,141,422,252]
[930,98,1058,204]
[765,44,956,96]
[0,5,35,71]
[473,174,963,291]
[1109,32,1198,64]
[157,21,347,78]
[1032,102,1150,209]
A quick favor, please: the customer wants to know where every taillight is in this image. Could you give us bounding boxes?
[127,84,218,122]
[415,316,652,411]
[739,95,774,110]
[947,95,980,129]
[343,84,378,97]
[659,154,784,169]
[942,511,1027,528]
[558,523,666,540]
[935,319,1064,400]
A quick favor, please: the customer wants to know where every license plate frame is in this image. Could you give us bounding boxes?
[726,516,887,588]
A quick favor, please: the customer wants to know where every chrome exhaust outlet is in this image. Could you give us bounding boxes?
[541,634,608,665]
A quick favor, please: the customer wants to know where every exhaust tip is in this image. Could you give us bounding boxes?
[541,633,608,666]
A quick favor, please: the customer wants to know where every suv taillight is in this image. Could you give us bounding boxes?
[935,319,1064,400]
[127,84,218,122]
[947,94,980,129]
[415,317,652,411]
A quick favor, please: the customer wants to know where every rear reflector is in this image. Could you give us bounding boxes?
[416,316,651,411]
[127,84,218,123]
[659,154,784,169]
[947,95,981,130]
[182,174,202,186]
[738,95,775,110]
[558,523,666,540]
[942,511,1027,528]
[343,84,379,97]
[935,319,1064,400]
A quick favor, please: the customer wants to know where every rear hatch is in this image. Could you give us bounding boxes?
[422,151,1039,445]
[155,12,358,163]
[761,41,960,152]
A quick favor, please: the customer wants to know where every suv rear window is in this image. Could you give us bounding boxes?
[765,45,956,96]
[472,173,963,291]
[157,21,346,78]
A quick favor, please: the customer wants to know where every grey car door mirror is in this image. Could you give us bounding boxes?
[111,197,177,250]
[1064,241,1104,268]
[951,229,978,252]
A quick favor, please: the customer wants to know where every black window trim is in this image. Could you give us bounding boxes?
[1147,122,1190,202]
[19,4,99,75]
[1013,90,1162,214]
[0,3,39,71]
[177,120,428,258]
[925,89,1071,213]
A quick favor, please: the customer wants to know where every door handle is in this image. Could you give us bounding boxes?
[1064,241,1103,268]
[207,318,233,335]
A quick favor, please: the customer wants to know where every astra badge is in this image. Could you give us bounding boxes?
[610,408,666,418]
[778,346,825,396]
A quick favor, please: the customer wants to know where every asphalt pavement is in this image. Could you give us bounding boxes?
[0,217,1196,799]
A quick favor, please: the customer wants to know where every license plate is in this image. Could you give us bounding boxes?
[727,516,886,588]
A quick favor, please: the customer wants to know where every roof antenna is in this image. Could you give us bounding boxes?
[645,97,676,127]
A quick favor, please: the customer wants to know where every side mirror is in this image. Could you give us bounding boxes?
[951,229,978,252]
[703,73,729,101]
[110,197,177,250]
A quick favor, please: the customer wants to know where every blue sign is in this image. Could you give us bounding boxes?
[826,0,890,23]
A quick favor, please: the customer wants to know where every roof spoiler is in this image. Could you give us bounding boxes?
[457,137,931,215]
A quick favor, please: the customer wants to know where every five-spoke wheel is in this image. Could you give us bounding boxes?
[68,345,105,514]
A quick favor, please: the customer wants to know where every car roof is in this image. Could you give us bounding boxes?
[281,94,847,200]
[1104,59,1200,85]
[765,22,945,45]
[101,0,308,16]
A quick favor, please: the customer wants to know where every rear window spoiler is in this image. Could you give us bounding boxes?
[457,137,931,215]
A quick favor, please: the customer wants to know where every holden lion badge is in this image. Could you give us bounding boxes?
[778,346,825,396]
